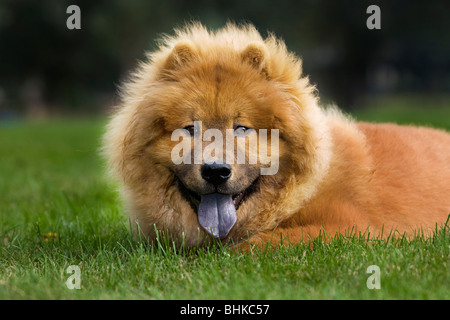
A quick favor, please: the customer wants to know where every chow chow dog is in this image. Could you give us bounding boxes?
[103,23,450,249]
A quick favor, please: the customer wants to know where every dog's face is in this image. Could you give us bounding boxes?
[144,45,289,239]
[104,26,329,247]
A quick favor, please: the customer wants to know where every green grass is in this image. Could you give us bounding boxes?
[1,98,450,300]
[353,94,450,130]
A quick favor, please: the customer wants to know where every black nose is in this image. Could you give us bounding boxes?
[201,163,232,186]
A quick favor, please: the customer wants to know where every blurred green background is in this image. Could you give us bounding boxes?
[0,0,449,118]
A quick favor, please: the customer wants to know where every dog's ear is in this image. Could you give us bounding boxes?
[161,41,197,76]
[241,43,271,79]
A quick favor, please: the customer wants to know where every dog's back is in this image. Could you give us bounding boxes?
[359,123,450,232]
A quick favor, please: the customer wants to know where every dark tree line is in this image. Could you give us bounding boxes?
[0,0,449,115]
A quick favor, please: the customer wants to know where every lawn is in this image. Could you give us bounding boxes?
[1,97,449,300]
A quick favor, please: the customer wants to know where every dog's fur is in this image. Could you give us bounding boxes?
[103,23,450,248]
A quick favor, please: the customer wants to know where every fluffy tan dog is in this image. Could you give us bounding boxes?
[103,23,450,249]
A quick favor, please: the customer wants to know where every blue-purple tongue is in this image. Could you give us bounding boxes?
[198,193,237,239]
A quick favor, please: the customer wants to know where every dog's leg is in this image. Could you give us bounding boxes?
[230,224,369,253]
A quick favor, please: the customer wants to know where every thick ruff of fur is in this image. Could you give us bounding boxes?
[103,23,450,248]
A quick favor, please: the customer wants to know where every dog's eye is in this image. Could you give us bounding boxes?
[234,125,252,137]
[183,125,195,136]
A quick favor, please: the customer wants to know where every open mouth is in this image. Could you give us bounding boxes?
[176,178,259,239]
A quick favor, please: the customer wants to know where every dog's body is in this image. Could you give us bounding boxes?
[103,23,450,248]
[261,120,450,246]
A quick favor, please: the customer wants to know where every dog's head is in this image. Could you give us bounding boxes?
[103,23,331,245]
